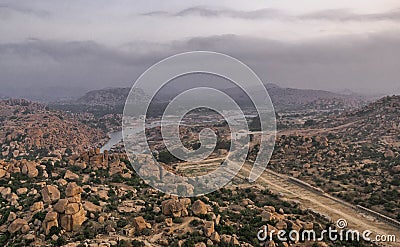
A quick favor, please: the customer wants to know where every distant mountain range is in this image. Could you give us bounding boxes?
[49,83,374,116]
[263,83,371,111]
[74,88,147,106]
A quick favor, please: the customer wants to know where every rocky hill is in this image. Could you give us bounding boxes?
[51,84,371,118]
[225,83,370,111]
[0,99,107,159]
[73,88,146,106]
[0,148,369,247]
[270,95,400,219]
[50,88,148,117]
[312,95,400,144]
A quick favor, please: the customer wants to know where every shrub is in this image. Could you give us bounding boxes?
[173,217,183,224]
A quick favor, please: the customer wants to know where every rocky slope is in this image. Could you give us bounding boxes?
[0,149,371,247]
[312,95,400,144]
[50,88,148,117]
[50,84,371,118]
[268,95,400,219]
[0,99,107,159]
[226,83,370,111]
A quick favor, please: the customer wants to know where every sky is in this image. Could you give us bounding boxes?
[0,0,399,100]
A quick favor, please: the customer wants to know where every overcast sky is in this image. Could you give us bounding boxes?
[0,0,399,99]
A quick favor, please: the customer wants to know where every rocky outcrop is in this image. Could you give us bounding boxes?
[59,183,86,232]
[83,201,102,213]
[43,211,58,235]
[64,170,79,180]
[8,218,29,234]
[54,199,68,214]
[204,221,214,237]
[30,201,44,212]
[21,161,39,178]
[41,185,60,204]
[0,99,107,159]
[191,200,208,216]
[161,198,191,217]
[132,216,151,232]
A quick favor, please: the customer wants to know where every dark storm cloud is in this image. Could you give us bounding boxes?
[142,6,284,19]
[300,8,400,21]
[0,4,50,18]
[142,6,400,22]
[141,10,169,17]
[0,40,158,66]
[177,33,400,93]
[174,6,283,19]
[1,30,399,99]
[0,39,166,100]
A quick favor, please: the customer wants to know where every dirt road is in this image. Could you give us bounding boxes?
[238,164,399,246]
[176,156,399,246]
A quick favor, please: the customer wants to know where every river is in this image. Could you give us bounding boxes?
[100,131,123,153]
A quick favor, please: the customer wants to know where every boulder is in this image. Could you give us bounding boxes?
[44,211,58,235]
[65,203,80,215]
[276,220,287,230]
[230,236,240,245]
[203,221,214,237]
[21,161,39,178]
[261,211,272,222]
[16,188,28,195]
[30,201,44,212]
[41,185,60,203]
[60,207,86,232]
[97,190,109,201]
[59,182,86,232]
[24,234,35,241]
[7,212,17,222]
[165,218,173,227]
[161,199,189,217]
[65,182,83,197]
[57,178,68,186]
[64,170,79,180]
[0,187,11,198]
[83,201,102,213]
[8,218,28,234]
[0,169,6,178]
[221,235,232,245]
[21,224,30,234]
[54,199,68,213]
[5,192,19,205]
[132,216,149,232]
[210,232,220,243]
[192,200,208,216]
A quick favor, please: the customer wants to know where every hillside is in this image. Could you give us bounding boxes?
[0,99,107,159]
[75,88,149,106]
[50,88,148,117]
[0,148,371,247]
[50,84,371,117]
[311,95,400,144]
[269,95,400,219]
[225,83,370,111]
